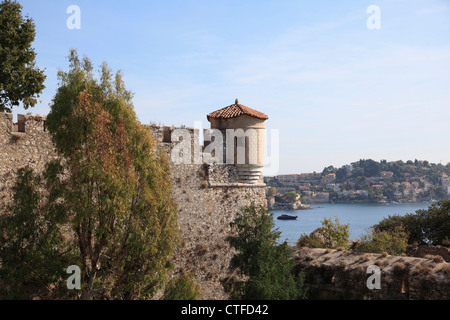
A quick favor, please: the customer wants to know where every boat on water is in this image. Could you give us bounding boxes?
[277,214,298,220]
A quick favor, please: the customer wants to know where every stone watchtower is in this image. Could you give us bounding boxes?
[207,99,268,184]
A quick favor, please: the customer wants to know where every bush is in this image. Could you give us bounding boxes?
[355,226,408,256]
[163,275,202,300]
[226,204,307,300]
[297,217,350,249]
[375,200,450,246]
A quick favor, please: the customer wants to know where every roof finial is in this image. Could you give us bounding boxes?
[235,98,239,104]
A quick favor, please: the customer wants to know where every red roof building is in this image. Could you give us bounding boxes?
[207,99,268,121]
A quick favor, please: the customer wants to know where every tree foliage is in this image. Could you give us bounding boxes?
[162,275,202,300]
[355,226,409,256]
[0,50,179,299]
[225,204,307,300]
[0,0,46,112]
[0,167,76,299]
[374,200,450,246]
[297,217,350,249]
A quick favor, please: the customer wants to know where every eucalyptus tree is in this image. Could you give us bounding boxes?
[1,49,179,300]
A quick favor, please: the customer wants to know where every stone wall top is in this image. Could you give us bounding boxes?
[1,112,47,135]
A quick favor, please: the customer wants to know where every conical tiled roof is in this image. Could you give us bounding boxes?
[207,99,269,121]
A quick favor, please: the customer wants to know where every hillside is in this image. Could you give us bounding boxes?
[265,159,450,204]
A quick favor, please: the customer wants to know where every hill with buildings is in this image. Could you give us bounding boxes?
[265,159,450,204]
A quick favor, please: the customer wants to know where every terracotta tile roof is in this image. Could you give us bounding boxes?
[207,99,269,121]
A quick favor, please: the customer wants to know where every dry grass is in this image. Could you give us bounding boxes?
[411,261,433,275]
[393,262,407,276]
[11,133,24,143]
[435,263,450,276]
[424,254,445,263]
[374,257,389,268]
[358,255,370,263]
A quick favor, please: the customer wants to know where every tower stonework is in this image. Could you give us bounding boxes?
[0,102,269,299]
[207,99,268,185]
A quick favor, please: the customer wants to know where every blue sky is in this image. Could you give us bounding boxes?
[12,0,450,174]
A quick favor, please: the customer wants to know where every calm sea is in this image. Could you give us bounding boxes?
[271,202,434,245]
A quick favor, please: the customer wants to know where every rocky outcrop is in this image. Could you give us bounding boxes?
[268,200,310,210]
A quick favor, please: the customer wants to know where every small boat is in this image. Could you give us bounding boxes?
[277,214,298,220]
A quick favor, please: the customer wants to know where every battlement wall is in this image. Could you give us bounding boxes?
[0,113,267,299]
[295,247,450,300]
[146,123,267,298]
[0,113,57,207]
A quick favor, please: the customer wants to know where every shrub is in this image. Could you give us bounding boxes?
[296,217,350,249]
[375,200,450,246]
[425,254,444,263]
[393,262,407,276]
[226,204,307,300]
[355,226,408,256]
[163,275,202,300]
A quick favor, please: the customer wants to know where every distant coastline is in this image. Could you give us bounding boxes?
[265,159,450,206]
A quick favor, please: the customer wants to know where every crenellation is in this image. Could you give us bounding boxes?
[0,112,58,208]
[295,247,450,300]
[1,108,268,300]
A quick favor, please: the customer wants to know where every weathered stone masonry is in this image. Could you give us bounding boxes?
[0,113,58,208]
[3,106,448,300]
[0,107,268,300]
[146,123,268,299]
[295,247,450,300]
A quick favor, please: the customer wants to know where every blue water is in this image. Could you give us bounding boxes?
[271,202,434,245]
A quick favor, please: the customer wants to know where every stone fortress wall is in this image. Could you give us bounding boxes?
[2,112,449,300]
[0,113,58,207]
[145,124,267,299]
[0,113,267,299]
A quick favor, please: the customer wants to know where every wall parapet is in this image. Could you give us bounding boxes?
[1,114,269,300]
[1,112,47,135]
[146,124,264,185]
[294,247,450,300]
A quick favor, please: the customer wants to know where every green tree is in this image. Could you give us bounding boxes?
[284,191,299,203]
[0,167,76,299]
[335,167,348,182]
[226,205,307,300]
[355,226,409,256]
[322,165,336,176]
[374,214,423,246]
[297,217,350,249]
[47,50,179,299]
[374,200,450,246]
[0,0,46,112]
[163,275,202,300]
[267,187,276,198]
[1,50,179,299]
